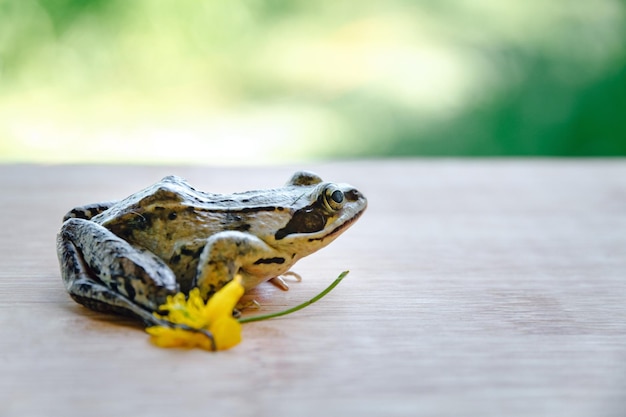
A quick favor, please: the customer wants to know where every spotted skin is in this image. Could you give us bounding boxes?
[63,201,118,221]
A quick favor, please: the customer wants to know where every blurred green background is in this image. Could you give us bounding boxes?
[1,0,624,164]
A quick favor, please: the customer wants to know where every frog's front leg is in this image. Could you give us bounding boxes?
[57,218,179,325]
[194,231,290,298]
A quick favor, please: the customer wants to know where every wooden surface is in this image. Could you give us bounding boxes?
[1,160,625,417]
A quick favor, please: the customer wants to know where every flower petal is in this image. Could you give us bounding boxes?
[203,275,245,323]
[146,326,215,351]
[146,275,245,351]
[210,317,242,350]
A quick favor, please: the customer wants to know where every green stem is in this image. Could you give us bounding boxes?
[238,271,349,324]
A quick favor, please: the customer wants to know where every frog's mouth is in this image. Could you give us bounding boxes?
[307,200,367,243]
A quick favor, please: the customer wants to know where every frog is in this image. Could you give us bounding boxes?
[57,171,367,326]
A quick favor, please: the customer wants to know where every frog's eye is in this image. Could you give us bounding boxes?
[322,185,345,212]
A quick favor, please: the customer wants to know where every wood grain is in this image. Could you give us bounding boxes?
[1,160,625,417]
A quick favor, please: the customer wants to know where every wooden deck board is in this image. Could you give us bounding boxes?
[1,160,625,417]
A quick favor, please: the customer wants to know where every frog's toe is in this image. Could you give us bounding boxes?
[282,270,302,282]
[269,271,302,291]
[235,299,261,313]
[269,276,289,290]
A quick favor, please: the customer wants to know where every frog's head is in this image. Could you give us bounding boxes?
[271,171,367,256]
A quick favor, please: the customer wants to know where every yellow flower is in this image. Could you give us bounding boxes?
[146,275,245,351]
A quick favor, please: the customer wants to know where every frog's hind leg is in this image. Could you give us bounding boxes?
[64,271,160,325]
[57,218,179,326]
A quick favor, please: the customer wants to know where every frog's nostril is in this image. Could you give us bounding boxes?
[344,189,362,202]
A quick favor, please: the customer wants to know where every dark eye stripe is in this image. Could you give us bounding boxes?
[275,205,328,240]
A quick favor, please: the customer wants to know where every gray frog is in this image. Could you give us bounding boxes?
[57,171,367,326]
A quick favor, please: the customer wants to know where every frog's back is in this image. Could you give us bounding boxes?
[88,175,301,255]
[61,177,191,223]
[91,176,196,225]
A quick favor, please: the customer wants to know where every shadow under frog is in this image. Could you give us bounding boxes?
[57,171,367,326]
